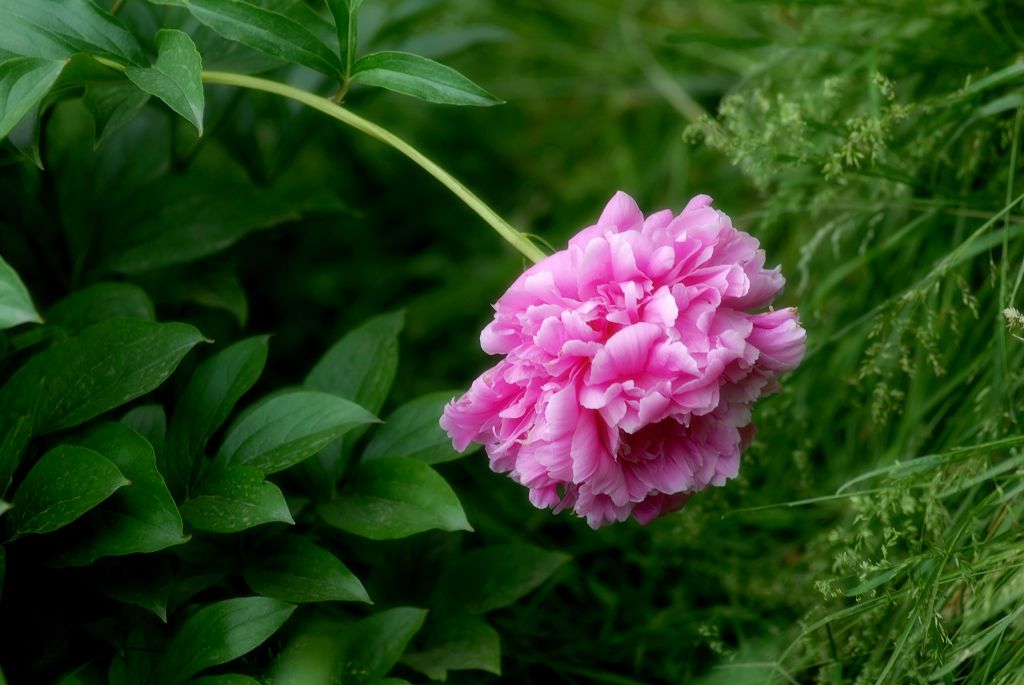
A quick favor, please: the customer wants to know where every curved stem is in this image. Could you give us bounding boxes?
[94,58,545,262]
[203,72,545,263]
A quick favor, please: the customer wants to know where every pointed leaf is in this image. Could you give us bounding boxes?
[306,311,403,416]
[46,282,156,333]
[0,0,146,64]
[0,57,64,142]
[167,336,269,494]
[219,391,377,474]
[155,596,295,684]
[363,391,477,464]
[42,319,203,431]
[305,311,402,481]
[324,0,363,75]
[94,554,173,622]
[350,51,502,106]
[7,445,129,539]
[120,405,168,469]
[318,457,470,539]
[53,423,187,566]
[149,0,343,80]
[165,267,249,327]
[0,317,204,437]
[126,29,204,134]
[100,175,306,274]
[243,534,370,603]
[83,81,150,148]
[0,318,204,494]
[401,615,501,681]
[433,544,569,614]
[182,465,293,533]
[340,608,427,684]
[4,97,44,167]
[0,252,41,329]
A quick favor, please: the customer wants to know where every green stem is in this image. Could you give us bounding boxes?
[204,72,545,263]
[95,58,545,263]
[109,0,127,15]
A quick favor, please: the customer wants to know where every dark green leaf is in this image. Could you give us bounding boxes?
[324,0,363,75]
[42,319,203,431]
[219,391,377,474]
[126,29,204,134]
[7,444,129,539]
[108,619,163,685]
[187,18,287,74]
[149,0,343,80]
[182,465,293,533]
[433,544,569,614]
[53,423,187,566]
[0,252,41,329]
[163,267,249,327]
[0,57,64,142]
[0,318,204,493]
[243,533,370,603]
[83,81,150,149]
[46,282,156,332]
[55,662,104,685]
[0,317,204,435]
[167,336,269,494]
[32,48,141,154]
[350,51,502,106]
[50,50,127,92]
[272,627,340,685]
[94,554,173,622]
[168,569,231,614]
[0,417,32,497]
[155,596,295,684]
[318,457,470,539]
[306,311,403,416]
[0,0,146,64]
[4,97,44,167]
[401,615,501,681]
[120,404,168,469]
[190,676,262,685]
[280,1,337,52]
[304,311,402,482]
[100,175,306,274]
[340,607,427,684]
[363,391,476,465]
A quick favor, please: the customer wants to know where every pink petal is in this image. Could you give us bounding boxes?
[598,191,644,232]
[588,322,661,385]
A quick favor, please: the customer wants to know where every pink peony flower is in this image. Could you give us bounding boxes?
[441,192,806,528]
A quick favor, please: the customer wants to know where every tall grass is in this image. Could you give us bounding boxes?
[428,1,1024,682]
